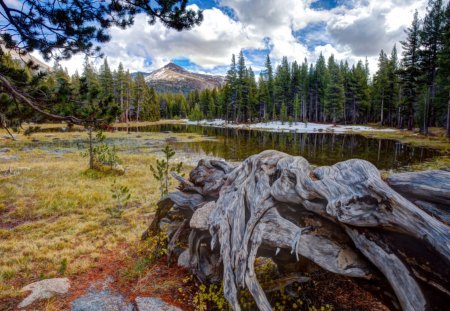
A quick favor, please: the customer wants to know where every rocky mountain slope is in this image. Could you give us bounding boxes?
[0,43,51,72]
[144,63,224,94]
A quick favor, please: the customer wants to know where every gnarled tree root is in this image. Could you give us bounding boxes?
[145,150,450,311]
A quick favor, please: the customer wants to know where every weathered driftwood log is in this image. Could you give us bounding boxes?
[387,170,450,224]
[145,150,450,311]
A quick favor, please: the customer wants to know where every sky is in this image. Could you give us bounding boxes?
[32,0,431,76]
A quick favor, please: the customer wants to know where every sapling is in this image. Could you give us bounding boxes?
[150,145,183,198]
[108,179,131,218]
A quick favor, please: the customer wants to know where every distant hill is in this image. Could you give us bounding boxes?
[0,43,51,72]
[144,63,224,94]
[130,71,150,79]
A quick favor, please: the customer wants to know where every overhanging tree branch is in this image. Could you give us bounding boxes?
[0,72,83,124]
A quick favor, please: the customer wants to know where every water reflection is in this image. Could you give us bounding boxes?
[118,124,440,169]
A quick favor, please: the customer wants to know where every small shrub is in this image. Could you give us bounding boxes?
[58,258,68,275]
[82,131,121,170]
[150,145,183,198]
[107,180,131,218]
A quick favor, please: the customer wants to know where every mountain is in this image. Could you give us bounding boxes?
[130,71,150,79]
[145,63,224,94]
[0,43,51,72]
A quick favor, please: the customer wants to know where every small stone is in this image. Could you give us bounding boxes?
[113,164,125,175]
[19,278,70,308]
[177,249,190,269]
[165,137,177,143]
[190,201,215,230]
[71,289,133,311]
[0,148,11,153]
[135,297,181,311]
[48,149,73,154]
[0,155,18,161]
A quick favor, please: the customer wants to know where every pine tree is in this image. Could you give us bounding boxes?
[293,94,300,123]
[400,10,421,130]
[373,50,389,124]
[247,67,258,122]
[225,54,237,122]
[99,58,113,102]
[265,55,275,119]
[134,73,146,122]
[388,45,400,127]
[236,50,249,122]
[420,0,444,134]
[325,55,345,125]
[280,101,287,124]
[314,53,329,122]
[257,74,269,121]
[438,2,450,137]
[208,95,216,119]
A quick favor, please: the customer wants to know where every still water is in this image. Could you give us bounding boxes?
[119,124,440,170]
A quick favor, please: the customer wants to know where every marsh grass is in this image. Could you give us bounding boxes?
[358,126,450,153]
[0,128,194,300]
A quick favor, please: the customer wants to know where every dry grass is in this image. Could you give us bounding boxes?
[113,119,185,127]
[358,126,450,153]
[0,128,194,301]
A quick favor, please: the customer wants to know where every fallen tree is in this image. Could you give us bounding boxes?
[146,150,450,311]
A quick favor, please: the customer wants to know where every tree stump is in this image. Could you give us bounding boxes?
[145,151,450,311]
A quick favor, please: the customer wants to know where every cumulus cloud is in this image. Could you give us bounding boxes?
[45,0,430,75]
[327,0,427,57]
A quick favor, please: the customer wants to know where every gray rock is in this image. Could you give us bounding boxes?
[0,155,18,161]
[165,137,178,143]
[190,201,215,230]
[177,249,190,269]
[18,278,70,308]
[20,146,34,151]
[0,148,11,153]
[135,297,181,311]
[48,149,73,155]
[71,289,133,311]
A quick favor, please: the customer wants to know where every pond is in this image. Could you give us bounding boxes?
[115,124,440,170]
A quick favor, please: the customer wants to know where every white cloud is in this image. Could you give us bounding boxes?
[36,0,428,76]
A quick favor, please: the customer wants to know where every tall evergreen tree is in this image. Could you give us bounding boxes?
[438,2,450,137]
[400,10,421,130]
[326,55,345,125]
[225,54,237,122]
[420,0,444,134]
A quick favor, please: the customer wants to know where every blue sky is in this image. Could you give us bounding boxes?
[53,0,430,76]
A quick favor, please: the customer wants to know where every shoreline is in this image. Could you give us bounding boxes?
[185,119,397,133]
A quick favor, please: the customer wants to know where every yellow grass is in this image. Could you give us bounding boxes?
[0,128,195,300]
[358,126,450,153]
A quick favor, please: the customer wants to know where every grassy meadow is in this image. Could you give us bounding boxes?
[0,125,201,304]
[0,122,449,310]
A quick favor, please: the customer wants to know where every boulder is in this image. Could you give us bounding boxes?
[71,289,133,311]
[19,278,70,308]
[135,297,181,311]
[177,249,190,269]
[189,201,215,230]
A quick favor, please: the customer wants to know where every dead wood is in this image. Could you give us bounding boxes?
[144,150,450,311]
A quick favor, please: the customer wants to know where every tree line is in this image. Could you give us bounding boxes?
[1,0,448,137]
[184,0,449,136]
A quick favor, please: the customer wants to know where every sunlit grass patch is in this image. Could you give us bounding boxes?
[0,128,192,300]
[359,127,450,153]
